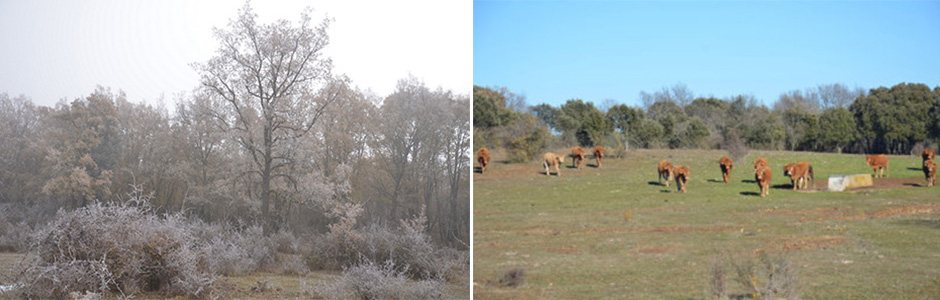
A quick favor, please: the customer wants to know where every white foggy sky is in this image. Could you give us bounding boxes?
[0,0,471,107]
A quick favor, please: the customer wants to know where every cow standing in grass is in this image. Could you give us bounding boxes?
[570,147,586,169]
[783,162,814,190]
[866,154,888,178]
[719,156,734,183]
[674,166,690,193]
[756,165,772,197]
[543,152,565,176]
[923,148,935,162]
[753,157,768,170]
[593,146,605,168]
[658,160,675,187]
[924,160,936,187]
[477,147,491,174]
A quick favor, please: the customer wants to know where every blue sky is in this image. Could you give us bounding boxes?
[474,1,940,108]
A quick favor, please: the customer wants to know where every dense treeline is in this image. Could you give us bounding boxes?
[474,82,940,161]
[0,5,470,250]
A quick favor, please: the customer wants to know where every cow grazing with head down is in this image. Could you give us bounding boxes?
[570,147,587,169]
[543,152,565,176]
[755,165,772,197]
[593,146,605,168]
[673,166,691,193]
[658,160,675,187]
[719,156,734,183]
[924,160,936,187]
[476,147,491,174]
[783,162,814,190]
[923,148,936,162]
[865,154,889,178]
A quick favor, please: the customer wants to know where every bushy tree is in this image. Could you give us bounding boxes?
[817,107,857,153]
[555,99,611,147]
[194,2,341,229]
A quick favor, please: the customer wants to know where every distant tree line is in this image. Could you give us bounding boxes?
[474,82,940,161]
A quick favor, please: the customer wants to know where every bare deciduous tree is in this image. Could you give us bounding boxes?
[195,3,344,229]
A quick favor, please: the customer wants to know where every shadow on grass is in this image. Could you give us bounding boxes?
[907,167,922,171]
[895,219,940,229]
[741,179,756,184]
[740,191,761,197]
[771,184,794,190]
[707,179,725,183]
[648,181,667,186]
[903,182,923,187]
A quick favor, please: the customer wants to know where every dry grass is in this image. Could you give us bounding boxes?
[474,149,940,299]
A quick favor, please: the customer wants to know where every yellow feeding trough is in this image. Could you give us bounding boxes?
[827,174,874,191]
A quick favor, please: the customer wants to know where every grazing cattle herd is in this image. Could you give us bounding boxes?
[475,146,938,193]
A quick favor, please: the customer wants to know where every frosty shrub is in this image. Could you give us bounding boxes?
[310,205,468,283]
[19,201,215,299]
[0,202,54,252]
[323,258,443,300]
[200,224,275,276]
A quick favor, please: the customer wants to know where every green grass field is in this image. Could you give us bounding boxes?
[473,149,940,299]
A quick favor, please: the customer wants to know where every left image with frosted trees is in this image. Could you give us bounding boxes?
[0,2,469,299]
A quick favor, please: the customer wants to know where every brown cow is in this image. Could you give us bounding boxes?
[593,146,605,168]
[719,156,734,183]
[783,162,814,190]
[755,165,772,197]
[543,152,565,176]
[753,158,768,170]
[673,166,691,193]
[923,148,936,162]
[658,160,675,187]
[476,147,491,174]
[865,154,888,178]
[570,147,587,169]
[924,160,936,187]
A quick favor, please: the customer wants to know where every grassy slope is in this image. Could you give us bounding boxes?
[473,149,940,299]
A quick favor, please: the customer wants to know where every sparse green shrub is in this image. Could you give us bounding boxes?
[499,268,525,288]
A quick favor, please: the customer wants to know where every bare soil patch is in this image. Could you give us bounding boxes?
[777,235,847,251]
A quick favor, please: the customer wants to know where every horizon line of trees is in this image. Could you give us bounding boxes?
[474,82,940,161]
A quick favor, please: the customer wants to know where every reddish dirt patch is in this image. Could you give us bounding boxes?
[474,210,500,216]
[855,177,928,190]
[580,224,738,236]
[547,244,580,254]
[778,235,846,251]
[870,204,940,218]
[758,207,854,217]
[581,206,693,217]
[784,177,928,191]
[634,244,681,254]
